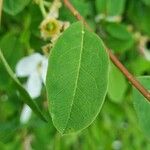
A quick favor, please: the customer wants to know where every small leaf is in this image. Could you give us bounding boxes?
[0,49,47,123]
[3,0,30,15]
[132,76,150,138]
[95,0,126,16]
[108,63,127,103]
[105,23,134,52]
[46,22,109,134]
[105,23,132,40]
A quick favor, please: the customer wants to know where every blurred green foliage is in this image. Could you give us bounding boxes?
[1,0,150,149]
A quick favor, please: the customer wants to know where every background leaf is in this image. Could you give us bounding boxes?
[108,63,127,103]
[3,0,30,15]
[46,22,109,134]
[0,32,24,69]
[127,0,150,36]
[95,0,126,16]
[104,23,134,53]
[132,76,150,138]
[0,32,24,90]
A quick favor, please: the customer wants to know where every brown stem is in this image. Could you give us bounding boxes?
[63,0,150,102]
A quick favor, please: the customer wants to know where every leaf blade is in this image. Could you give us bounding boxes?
[132,76,150,138]
[46,22,109,134]
[108,62,127,103]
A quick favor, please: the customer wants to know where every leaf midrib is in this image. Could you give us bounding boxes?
[63,24,85,133]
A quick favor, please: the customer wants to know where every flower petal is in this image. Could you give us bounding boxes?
[41,57,48,83]
[48,0,62,18]
[16,53,44,77]
[20,104,32,124]
[26,72,42,98]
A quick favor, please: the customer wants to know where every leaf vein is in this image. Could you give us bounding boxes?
[63,24,85,132]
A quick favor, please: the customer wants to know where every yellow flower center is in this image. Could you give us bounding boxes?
[40,18,60,38]
[45,21,56,32]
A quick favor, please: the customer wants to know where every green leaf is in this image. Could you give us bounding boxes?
[105,23,132,40]
[127,0,150,36]
[132,76,150,138]
[142,0,150,6]
[0,32,24,69]
[0,50,48,123]
[95,0,126,16]
[106,37,134,53]
[46,22,109,134]
[108,63,127,103]
[3,0,30,15]
[127,56,150,76]
[104,23,134,52]
[0,32,24,90]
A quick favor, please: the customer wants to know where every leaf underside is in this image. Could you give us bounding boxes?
[46,22,109,134]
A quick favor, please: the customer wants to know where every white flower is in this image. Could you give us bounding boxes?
[16,53,48,98]
[16,53,48,124]
[40,0,62,39]
[40,0,70,40]
[20,105,32,124]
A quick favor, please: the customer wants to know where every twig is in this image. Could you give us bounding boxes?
[63,0,150,102]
